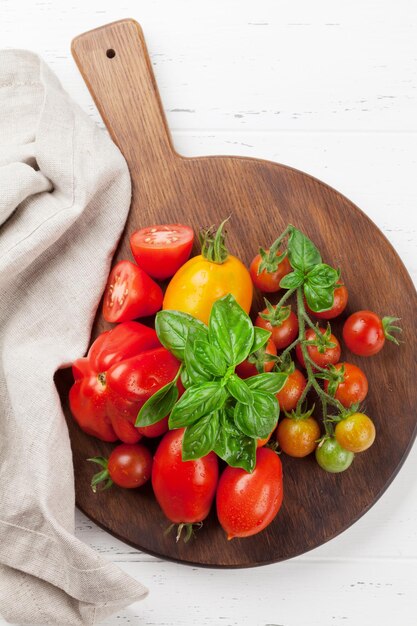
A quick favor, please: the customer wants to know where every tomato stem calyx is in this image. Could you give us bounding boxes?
[199,218,229,264]
[97,372,106,387]
[164,521,203,543]
[257,225,293,275]
[259,299,291,327]
[382,316,402,345]
[87,456,113,492]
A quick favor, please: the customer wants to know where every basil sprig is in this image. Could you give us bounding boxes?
[282,227,340,313]
[136,294,287,472]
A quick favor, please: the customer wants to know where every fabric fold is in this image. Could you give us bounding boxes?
[0,50,148,625]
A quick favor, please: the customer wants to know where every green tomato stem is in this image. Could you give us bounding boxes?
[302,311,322,334]
[269,224,294,256]
[295,287,343,434]
[297,379,312,406]
[305,354,328,374]
[274,286,297,310]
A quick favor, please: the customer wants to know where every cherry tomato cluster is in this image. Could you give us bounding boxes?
[70,220,401,543]
[248,229,401,473]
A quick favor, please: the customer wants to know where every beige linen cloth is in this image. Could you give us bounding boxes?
[0,51,148,624]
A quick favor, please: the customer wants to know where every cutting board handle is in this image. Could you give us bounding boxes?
[71,19,178,173]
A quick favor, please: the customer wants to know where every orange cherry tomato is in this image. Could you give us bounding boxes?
[276,369,307,412]
[276,416,321,457]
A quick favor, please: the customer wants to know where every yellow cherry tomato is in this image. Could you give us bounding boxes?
[335,412,376,453]
[163,253,253,324]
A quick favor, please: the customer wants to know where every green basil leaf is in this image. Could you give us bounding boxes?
[287,227,322,273]
[304,283,335,313]
[214,408,256,472]
[193,340,227,377]
[303,264,339,313]
[181,367,193,389]
[155,310,208,360]
[279,269,304,290]
[246,372,288,394]
[169,382,227,429]
[135,380,178,427]
[234,390,279,438]
[182,411,220,460]
[226,374,253,405]
[208,294,254,366]
[250,326,271,353]
[306,263,339,288]
[184,329,214,385]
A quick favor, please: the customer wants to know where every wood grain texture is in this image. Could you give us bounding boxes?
[56,19,417,567]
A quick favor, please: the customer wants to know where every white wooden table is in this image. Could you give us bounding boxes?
[2,1,416,624]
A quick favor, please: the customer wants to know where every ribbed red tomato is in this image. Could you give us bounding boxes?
[106,348,181,442]
[70,322,180,443]
[152,429,219,524]
[216,448,283,539]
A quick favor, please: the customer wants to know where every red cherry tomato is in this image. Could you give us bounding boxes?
[235,338,277,378]
[130,224,194,280]
[306,281,348,319]
[276,368,307,412]
[103,260,163,323]
[249,251,291,293]
[296,328,341,369]
[108,443,153,488]
[152,429,219,524]
[324,362,368,408]
[343,310,385,356]
[216,448,283,539]
[255,309,299,350]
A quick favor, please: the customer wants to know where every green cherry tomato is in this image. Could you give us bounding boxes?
[315,437,354,473]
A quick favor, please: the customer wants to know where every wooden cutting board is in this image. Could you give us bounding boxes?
[56,19,417,567]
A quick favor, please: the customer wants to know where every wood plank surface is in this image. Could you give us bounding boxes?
[2,2,416,624]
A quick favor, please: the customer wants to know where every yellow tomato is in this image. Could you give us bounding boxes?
[163,254,253,324]
[335,412,376,453]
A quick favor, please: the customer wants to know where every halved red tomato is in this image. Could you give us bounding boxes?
[130,224,194,280]
[103,260,163,323]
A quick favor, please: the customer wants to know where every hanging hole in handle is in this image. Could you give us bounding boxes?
[106,49,116,59]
